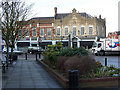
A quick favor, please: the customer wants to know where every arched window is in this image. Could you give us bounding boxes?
[97,25,99,36]
[73,26,76,36]
[64,26,68,35]
[32,26,36,36]
[47,28,51,36]
[25,29,29,36]
[81,26,85,35]
[56,26,61,36]
[40,28,44,36]
[18,29,22,37]
[89,25,93,35]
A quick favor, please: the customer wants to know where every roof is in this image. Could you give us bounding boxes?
[55,13,93,19]
[29,17,54,20]
[55,13,70,19]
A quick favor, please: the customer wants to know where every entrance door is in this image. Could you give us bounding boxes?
[72,42,77,48]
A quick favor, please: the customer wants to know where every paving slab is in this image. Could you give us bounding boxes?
[2,57,62,89]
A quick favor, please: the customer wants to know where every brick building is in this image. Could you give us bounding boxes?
[17,7,106,49]
[17,17,54,50]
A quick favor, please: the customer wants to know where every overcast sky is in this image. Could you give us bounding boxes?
[25,0,119,35]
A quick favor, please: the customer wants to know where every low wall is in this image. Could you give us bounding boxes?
[37,59,120,88]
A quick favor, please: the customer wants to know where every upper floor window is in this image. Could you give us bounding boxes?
[56,27,60,36]
[18,29,22,37]
[40,28,44,36]
[97,25,99,36]
[81,26,85,35]
[47,28,51,36]
[32,26,36,36]
[64,27,68,35]
[25,29,29,36]
[89,26,93,35]
[102,27,104,37]
[73,27,76,36]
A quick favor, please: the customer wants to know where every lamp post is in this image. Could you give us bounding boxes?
[60,19,62,43]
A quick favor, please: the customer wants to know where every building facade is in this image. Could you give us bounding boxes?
[17,7,106,49]
[54,8,106,40]
[17,17,54,50]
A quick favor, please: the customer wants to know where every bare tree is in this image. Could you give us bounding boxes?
[0,0,33,65]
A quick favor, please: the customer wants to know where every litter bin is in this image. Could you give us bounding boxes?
[68,70,79,88]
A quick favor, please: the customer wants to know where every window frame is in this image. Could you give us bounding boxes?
[97,25,99,36]
[81,26,85,35]
[25,29,29,37]
[64,26,68,36]
[18,29,22,37]
[39,28,44,37]
[47,28,52,36]
[56,26,61,36]
[89,25,93,35]
[32,26,36,37]
[102,27,104,37]
[73,26,76,36]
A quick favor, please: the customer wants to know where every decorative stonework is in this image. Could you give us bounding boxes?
[54,8,106,39]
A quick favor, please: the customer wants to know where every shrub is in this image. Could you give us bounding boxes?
[56,56,70,72]
[63,55,97,78]
[42,42,63,68]
[81,65,120,78]
[59,47,88,56]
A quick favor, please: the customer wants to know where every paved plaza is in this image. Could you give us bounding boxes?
[2,55,62,89]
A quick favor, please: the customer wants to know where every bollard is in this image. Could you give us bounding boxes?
[2,62,6,72]
[68,70,79,88]
[39,53,41,58]
[105,57,107,66]
[6,61,8,69]
[25,53,27,60]
[36,53,37,61]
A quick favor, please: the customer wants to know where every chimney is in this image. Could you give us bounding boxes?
[94,16,97,19]
[99,15,101,19]
[54,7,57,17]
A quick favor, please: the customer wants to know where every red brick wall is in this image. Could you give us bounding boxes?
[18,19,54,38]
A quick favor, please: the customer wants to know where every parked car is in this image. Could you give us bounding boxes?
[3,47,23,55]
[28,46,43,54]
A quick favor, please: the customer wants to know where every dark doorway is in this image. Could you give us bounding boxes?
[32,44,37,47]
[72,42,77,48]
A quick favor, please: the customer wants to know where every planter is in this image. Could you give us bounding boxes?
[79,77,120,88]
[37,59,69,88]
[36,59,120,88]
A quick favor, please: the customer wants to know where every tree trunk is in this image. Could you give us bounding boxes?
[6,43,9,67]
[11,40,14,62]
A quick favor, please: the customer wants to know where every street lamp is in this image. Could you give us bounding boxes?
[78,30,80,37]
[60,19,62,43]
